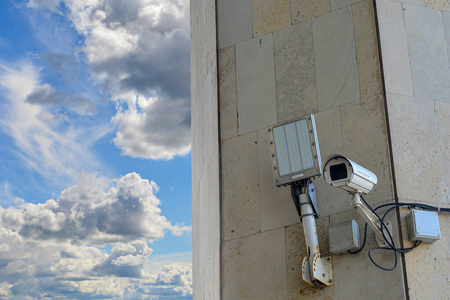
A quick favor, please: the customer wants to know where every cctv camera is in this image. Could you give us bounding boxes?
[323,155,377,194]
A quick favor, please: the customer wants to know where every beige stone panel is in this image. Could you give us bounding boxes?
[221,132,260,241]
[258,129,300,232]
[219,46,238,141]
[236,34,277,135]
[273,20,318,123]
[222,228,288,299]
[285,217,335,299]
[399,207,450,300]
[340,95,393,206]
[404,4,450,103]
[424,0,450,11]
[387,93,446,204]
[313,107,348,217]
[252,0,291,37]
[435,101,450,204]
[353,0,382,100]
[376,0,413,97]
[289,0,330,24]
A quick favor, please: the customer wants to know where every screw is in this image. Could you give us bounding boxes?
[322,273,325,277]
[329,279,332,283]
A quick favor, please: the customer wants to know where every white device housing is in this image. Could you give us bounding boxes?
[323,155,377,194]
[406,209,441,243]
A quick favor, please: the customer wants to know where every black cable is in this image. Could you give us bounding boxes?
[348,223,368,254]
[349,196,442,271]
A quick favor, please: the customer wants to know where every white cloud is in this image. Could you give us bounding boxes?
[16,0,191,160]
[0,172,192,299]
[0,62,111,185]
[61,0,191,159]
[112,95,191,159]
[1,172,189,244]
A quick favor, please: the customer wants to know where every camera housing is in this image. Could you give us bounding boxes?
[323,155,377,194]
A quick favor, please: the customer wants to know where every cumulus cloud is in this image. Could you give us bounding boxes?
[0,172,192,299]
[1,172,189,244]
[112,95,190,159]
[29,0,191,159]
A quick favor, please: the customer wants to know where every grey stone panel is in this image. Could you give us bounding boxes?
[219,46,238,141]
[313,107,348,217]
[285,217,335,299]
[257,129,299,232]
[236,34,277,135]
[273,20,318,123]
[434,101,450,204]
[217,0,253,49]
[330,0,364,10]
[289,0,330,24]
[341,95,393,205]
[191,0,220,297]
[221,132,260,241]
[386,93,446,204]
[376,0,413,97]
[222,228,288,300]
[404,4,450,103]
[190,4,207,100]
[313,7,360,111]
[192,61,220,300]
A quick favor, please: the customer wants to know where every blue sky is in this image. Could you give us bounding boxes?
[0,0,192,298]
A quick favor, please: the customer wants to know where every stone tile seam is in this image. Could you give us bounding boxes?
[400,2,416,99]
[372,2,411,297]
[350,4,363,103]
[441,10,450,70]
[221,226,285,243]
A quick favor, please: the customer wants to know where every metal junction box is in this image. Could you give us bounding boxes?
[329,220,360,254]
[406,209,441,244]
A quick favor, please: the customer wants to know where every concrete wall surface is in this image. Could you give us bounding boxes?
[191,0,450,299]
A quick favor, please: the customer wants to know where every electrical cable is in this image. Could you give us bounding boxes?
[347,196,445,271]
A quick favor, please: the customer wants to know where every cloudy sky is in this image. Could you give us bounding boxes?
[0,0,192,298]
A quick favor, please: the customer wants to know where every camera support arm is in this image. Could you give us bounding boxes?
[352,193,391,247]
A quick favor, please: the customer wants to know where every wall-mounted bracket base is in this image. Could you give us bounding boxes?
[302,254,334,288]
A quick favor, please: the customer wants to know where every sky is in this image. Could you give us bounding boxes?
[0,0,192,299]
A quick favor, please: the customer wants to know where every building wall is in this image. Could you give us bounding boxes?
[217,0,405,299]
[190,0,220,298]
[191,0,450,299]
[376,1,450,299]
